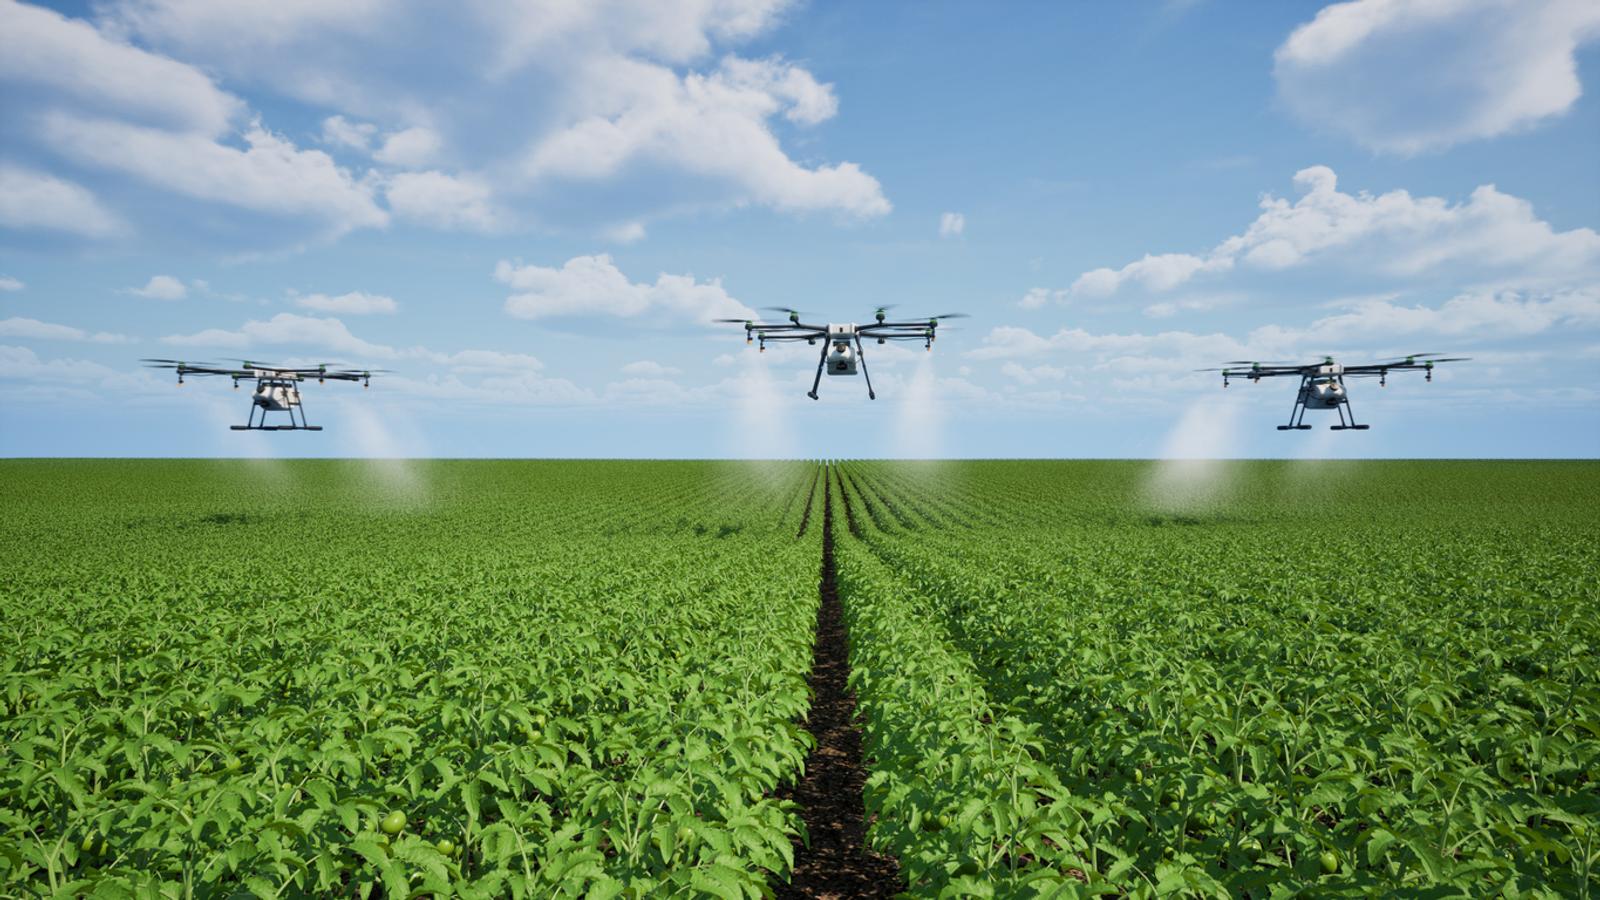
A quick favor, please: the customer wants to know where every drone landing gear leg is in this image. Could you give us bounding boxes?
[1330,388,1369,431]
[232,404,258,431]
[1277,376,1313,430]
[806,343,827,400]
[856,336,876,400]
[294,397,323,432]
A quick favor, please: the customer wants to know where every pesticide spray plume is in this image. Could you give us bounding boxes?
[892,354,946,462]
[1141,395,1244,514]
[725,350,798,460]
[336,401,430,507]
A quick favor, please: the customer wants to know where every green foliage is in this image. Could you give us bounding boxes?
[836,460,1600,898]
[0,460,823,897]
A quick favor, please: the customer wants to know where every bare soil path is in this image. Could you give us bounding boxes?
[775,467,900,898]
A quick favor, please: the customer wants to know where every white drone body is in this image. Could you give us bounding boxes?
[1303,376,1347,410]
[825,324,859,376]
[251,376,304,412]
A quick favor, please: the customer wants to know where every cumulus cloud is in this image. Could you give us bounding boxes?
[496,253,756,322]
[0,0,241,135]
[1019,287,1066,309]
[321,114,377,151]
[373,126,443,167]
[525,55,889,217]
[128,275,187,300]
[621,359,681,376]
[43,115,388,234]
[162,312,395,359]
[939,211,965,237]
[292,291,397,315]
[85,0,884,232]
[0,316,131,343]
[0,276,23,291]
[1275,0,1600,153]
[384,171,501,231]
[0,165,124,237]
[970,287,1600,378]
[604,221,648,243]
[999,362,1066,385]
[1069,166,1600,297]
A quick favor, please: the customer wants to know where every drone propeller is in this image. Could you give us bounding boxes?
[1375,353,1468,365]
[712,317,754,324]
[141,358,220,368]
[928,313,970,320]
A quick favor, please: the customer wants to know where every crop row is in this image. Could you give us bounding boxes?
[835,460,1600,898]
[1,461,824,898]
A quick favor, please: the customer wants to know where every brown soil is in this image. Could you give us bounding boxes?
[775,468,901,899]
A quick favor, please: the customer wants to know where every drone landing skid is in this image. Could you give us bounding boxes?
[235,396,320,431]
[230,424,323,431]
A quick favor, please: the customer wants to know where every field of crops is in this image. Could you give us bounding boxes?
[2,459,1597,898]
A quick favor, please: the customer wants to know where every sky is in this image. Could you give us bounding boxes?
[1,0,1598,459]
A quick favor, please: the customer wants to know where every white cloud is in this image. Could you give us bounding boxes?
[1072,252,1233,299]
[0,165,124,237]
[162,312,395,359]
[1275,0,1600,153]
[1071,166,1600,297]
[621,359,681,376]
[604,221,648,243]
[1144,294,1236,319]
[0,0,241,135]
[95,1,883,230]
[478,0,794,73]
[432,349,544,373]
[129,274,188,300]
[292,291,398,315]
[939,211,965,238]
[384,171,501,231]
[496,253,756,322]
[526,55,889,217]
[374,126,443,167]
[1019,287,1066,309]
[0,276,23,292]
[0,316,131,343]
[42,115,388,234]
[1000,362,1066,385]
[321,114,377,151]
[971,287,1600,379]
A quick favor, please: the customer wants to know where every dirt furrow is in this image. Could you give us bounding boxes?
[776,465,899,899]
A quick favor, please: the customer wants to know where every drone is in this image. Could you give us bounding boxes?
[716,306,967,399]
[142,359,383,431]
[1200,353,1468,431]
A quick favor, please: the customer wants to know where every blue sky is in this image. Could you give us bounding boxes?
[2,0,1598,459]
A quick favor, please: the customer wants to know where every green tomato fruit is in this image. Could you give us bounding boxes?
[1132,768,1143,784]
[675,826,694,844]
[435,839,455,856]
[80,834,96,853]
[1320,850,1339,874]
[381,810,407,835]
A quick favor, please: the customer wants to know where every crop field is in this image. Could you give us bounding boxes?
[2,459,1597,898]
